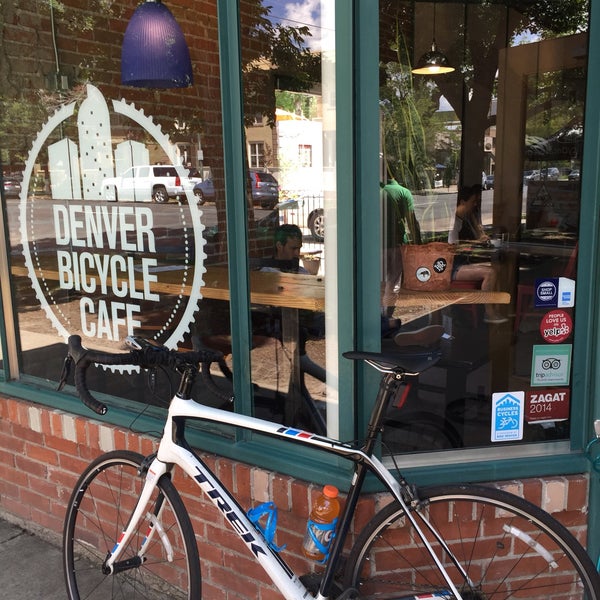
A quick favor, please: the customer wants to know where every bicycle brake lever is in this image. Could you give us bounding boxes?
[57,355,73,391]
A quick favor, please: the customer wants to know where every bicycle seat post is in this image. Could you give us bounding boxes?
[363,369,404,456]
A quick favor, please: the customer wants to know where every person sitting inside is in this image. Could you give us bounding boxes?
[257,224,325,381]
[259,224,309,274]
[448,185,507,324]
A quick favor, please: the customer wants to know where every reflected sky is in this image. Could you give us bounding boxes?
[266,0,324,49]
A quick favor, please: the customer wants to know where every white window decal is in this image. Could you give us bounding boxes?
[20,85,205,368]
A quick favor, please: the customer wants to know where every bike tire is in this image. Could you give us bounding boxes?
[343,483,600,600]
[63,450,200,599]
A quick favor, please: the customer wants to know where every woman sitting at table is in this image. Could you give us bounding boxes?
[448,185,507,324]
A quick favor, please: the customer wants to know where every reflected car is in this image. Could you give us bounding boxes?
[568,169,580,181]
[523,170,539,184]
[192,178,216,205]
[2,176,21,198]
[248,169,279,209]
[483,174,494,190]
[278,195,325,242]
[531,167,559,181]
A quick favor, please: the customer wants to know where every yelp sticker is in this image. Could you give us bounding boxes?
[540,309,572,343]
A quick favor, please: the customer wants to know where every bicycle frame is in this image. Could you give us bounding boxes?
[104,388,467,599]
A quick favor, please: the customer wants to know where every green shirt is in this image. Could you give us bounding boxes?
[382,179,421,247]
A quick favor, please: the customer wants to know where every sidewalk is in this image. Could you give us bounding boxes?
[0,518,65,599]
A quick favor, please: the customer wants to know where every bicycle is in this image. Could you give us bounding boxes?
[59,333,600,599]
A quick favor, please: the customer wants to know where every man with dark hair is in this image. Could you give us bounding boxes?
[260,224,309,274]
[257,224,324,381]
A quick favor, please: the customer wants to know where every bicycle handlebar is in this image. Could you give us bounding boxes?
[60,335,223,416]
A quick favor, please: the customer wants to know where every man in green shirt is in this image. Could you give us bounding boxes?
[381,179,421,309]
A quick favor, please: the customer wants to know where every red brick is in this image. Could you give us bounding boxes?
[565,474,589,512]
[24,443,59,466]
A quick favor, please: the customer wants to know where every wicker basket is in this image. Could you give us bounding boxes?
[400,242,455,291]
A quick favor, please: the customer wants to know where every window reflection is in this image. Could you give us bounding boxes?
[379,2,587,454]
[240,1,332,434]
[1,1,228,411]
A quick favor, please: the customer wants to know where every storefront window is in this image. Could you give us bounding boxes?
[0,0,342,441]
[236,2,337,436]
[1,1,228,408]
[379,2,587,454]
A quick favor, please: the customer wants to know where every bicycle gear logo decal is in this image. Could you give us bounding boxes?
[20,84,205,356]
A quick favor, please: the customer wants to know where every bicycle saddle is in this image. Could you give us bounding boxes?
[343,348,441,373]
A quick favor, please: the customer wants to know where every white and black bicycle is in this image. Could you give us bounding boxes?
[59,333,600,599]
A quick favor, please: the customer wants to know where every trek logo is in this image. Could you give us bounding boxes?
[194,468,267,559]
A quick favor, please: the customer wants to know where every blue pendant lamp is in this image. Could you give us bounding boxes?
[121,0,193,88]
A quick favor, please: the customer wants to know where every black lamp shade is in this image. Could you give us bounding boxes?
[121,0,193,88]
[412,41,455,75]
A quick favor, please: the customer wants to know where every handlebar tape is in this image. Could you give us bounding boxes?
[66,335,222,415]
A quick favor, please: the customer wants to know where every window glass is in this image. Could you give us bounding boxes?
[378,2,587,454]
[238,2,337,436]
[1,0,229,410]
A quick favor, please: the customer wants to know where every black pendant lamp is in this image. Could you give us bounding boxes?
[412,4,455,76]
[121,0,193,88]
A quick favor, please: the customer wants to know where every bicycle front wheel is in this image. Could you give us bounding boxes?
[344,483,600,599]
[63,450,200,599]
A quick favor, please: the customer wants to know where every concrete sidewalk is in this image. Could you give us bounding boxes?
[0,518,65,599]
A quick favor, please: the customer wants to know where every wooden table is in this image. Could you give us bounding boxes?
[12,261,511,426]
[385,288,511,325]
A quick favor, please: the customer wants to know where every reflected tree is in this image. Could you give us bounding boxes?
[379,0,588,188]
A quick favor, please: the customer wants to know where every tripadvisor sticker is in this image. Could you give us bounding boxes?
[20,84,205,363]
[539,309,572,343]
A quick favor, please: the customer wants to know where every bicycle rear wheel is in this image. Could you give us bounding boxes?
[63,450,200,599]
[344,483,600,599]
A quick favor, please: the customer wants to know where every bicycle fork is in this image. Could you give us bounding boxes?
[102,456,171,575]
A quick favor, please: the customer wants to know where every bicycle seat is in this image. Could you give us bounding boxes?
[343,348,441,373]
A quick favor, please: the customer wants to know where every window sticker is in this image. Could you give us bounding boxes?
[534,277,575,308]
[530,344,572,386]
[491,392,524,442]
[539,309,572,343]
[526,388,570,423]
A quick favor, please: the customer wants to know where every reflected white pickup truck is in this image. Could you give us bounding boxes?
[101,165,188,203]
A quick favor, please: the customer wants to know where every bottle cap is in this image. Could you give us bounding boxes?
[323,484,338,498]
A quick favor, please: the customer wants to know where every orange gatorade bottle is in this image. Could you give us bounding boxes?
[302,485,340,562]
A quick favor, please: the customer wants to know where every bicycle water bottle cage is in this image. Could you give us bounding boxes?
[306,517,338,564]
[247,502,286,552]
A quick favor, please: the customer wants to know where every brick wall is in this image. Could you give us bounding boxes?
[0,395,591,598]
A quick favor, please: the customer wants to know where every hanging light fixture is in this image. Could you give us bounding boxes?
[412,3,455,76]
[121,0,193,88]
